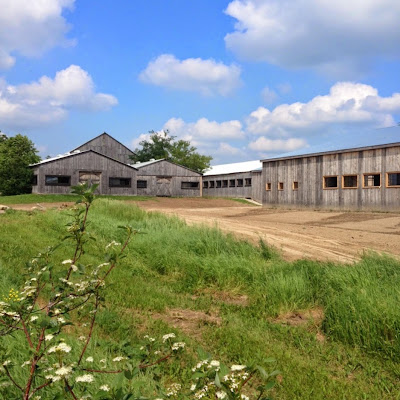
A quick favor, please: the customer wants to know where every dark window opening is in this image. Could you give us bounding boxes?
[324,176,338,188]
[209,181,215,188]
[387,173,400,187]
[278,182,284,190]
[32,175,38,185]
[237,179,243,187]
[266,182,271,191]
[229,179,235,187]
[45,175,71,186]
[293,181,298,190]
[363,174,380,188]
[216,180,222,188]
[245,178,252,187]
[137,180,147,189]
[222,180,228,188]
[343,175,358,188]
[181,181,199,189]
[203,181,209,189]
[109,177,131,188]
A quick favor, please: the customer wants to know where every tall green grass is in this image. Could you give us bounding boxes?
[1,199,400,398]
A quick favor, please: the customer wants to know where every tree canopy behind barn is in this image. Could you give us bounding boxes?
[0,133,40,196]
[130,130,212,174]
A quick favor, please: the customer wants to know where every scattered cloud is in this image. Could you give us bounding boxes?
[261,86,277,104]
[217,142,245,156]
[0,65,118,130]
[0,0,75,69]
[246,82,400,136]
[139,54,242,96]
[248,137,307,152]
[163,117,245,142]
[224,0,400,76]
[277,82,292,95]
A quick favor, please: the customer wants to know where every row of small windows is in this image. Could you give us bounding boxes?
[265,173,400,191]
[35,175,199,190]
[203,178,252,189]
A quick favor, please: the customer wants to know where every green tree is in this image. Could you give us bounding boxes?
[0,134,41,196]
[131,130,212,173]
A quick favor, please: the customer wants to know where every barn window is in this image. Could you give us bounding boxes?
[278,182,284,191]
[266,182,271,191]
[79,172,101,186]
[222,180,228,188]
[237,179,243,187]
[363,173,380,188]
[323,176,338,189]
[245,178,252,187]
[203,181,209,189]
[137,180,147,189]
[387,172,400,187]
[45,175,71,186]
[229,179,235,187]
[209,181,215,188]
[109,177,131,187]
[181,181,199,189]
[342,175,358,188]
[32,175,38,185]
[293,181,299,190]
[216,180,222,188]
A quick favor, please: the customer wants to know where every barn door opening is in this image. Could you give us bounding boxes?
[156,176,172,197]
[79,171,101,192]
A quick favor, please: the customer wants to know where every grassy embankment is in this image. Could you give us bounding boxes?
[1,199,400,398]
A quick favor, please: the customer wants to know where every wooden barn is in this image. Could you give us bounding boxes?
[132,159,202,197]
[202,160,263,203]
[261,142,400,210]
[31,150,138,195]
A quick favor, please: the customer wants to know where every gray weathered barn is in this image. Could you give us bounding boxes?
[261,142,400,210]
[31,133,202,197]
[202,160,263,203]
[133,159,202,197]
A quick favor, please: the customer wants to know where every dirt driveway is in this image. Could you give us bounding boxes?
[133,197,400,263]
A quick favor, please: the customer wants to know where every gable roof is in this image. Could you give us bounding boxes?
[131,158,202,175]
[70,132,135,155]
[203,160,262,176]
[30,149,138,170]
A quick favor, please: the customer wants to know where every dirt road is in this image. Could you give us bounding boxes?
[134,197,400,263]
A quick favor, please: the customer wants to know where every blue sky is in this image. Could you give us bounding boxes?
[1,0,399,164]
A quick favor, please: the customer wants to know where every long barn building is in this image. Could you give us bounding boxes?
[261,142,400,210]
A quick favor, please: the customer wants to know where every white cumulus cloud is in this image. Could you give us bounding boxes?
[248,137,307,152]
[163,117,245,141]
[224,0,400,76]
[139,54,242,96]
[246,82,400,136]
[0,0,75,69]
[0,65,118,130]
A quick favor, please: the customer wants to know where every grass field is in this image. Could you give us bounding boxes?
[1,199,400,398]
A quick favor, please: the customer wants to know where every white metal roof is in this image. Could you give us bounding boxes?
[203,160,262,176]
[130,158,165,168]
[30,150,82,166]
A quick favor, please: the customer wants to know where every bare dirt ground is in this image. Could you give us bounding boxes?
[3,197,400,263]
[131,197,400,263]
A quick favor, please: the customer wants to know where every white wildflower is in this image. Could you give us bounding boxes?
[231,364,246,371]
[75,374,94,383]
[216,391,227,399]
[171,342,185,351]
[55,366,72,377]
[21,360,31,367]
[86,356,94,363]
[162,333,175,342]
[71,265,78,272]
[190,384,197,391]
[62,260,73,264]
[30,316,39,322]
[48,342,71,354]
[112,356,126,362]
[100,384,110,391]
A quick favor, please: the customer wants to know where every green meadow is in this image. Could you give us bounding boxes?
[1,198,400,399]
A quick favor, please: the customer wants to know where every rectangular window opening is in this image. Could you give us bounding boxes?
[323,176,338,189]
[342,175,358,188]
[229,179,235,187]
[181,181,199,189]
[245,178,252,187]
[32,175,38,186]
[266,182,271,191]
[109,177,131,188]
[45,175,71,186]
[222,180,228,188]
[203,181,209,189]
[387,172,400,187]
[293,181,299,190]
[237,179,243,187]
[363,174,380,188]
[137,180,147,189]
[216,180,222,188]
[209,181,215,188]
[278,182,284,191]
